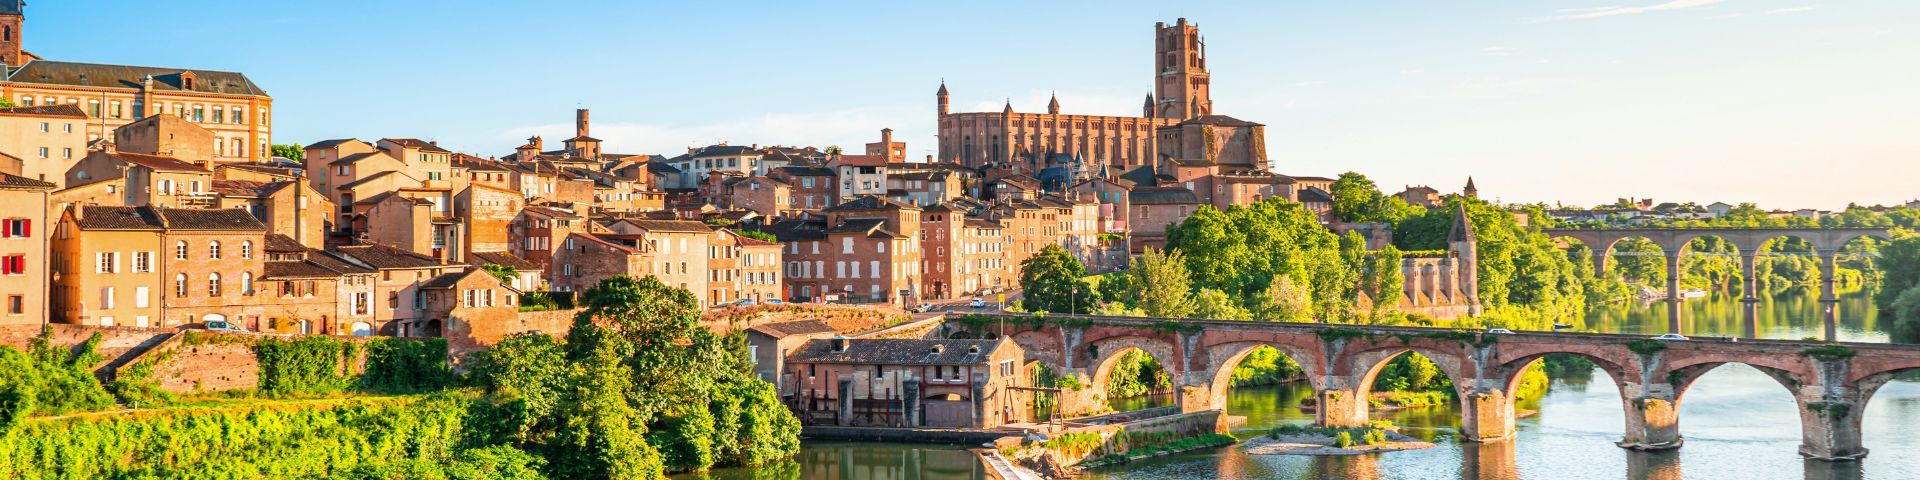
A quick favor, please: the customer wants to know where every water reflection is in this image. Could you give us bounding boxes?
[679,442,985,480]
[1582,287,1886,342]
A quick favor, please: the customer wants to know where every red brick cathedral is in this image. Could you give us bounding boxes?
[936,18,1241,173]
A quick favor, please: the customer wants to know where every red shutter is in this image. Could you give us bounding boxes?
[0,220,10,238]
[20,219,28,237]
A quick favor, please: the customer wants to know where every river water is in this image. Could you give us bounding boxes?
[691,288,1919,479]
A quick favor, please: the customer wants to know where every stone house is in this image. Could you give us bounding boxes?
[323,243,463,337]
[728,176,791,219]
[455,183,524,256]
[597,219,712,304]
[361,190,463,262]
[508,205,583,274]
[549,231,655,293]
[1126,187,1200,253]
[259,235,374,335]
[0,104,86,186]
[768,165,836,213]
[66,152,213,208]
[50,205,163,326]
[0,172,53,324]
[469,251,544,292]
[744,319,838,383]
[783,337,1028,429]
[828,154,888,202]
[211,178,329,249]
[419,267,518,346]
[821,196,921,305]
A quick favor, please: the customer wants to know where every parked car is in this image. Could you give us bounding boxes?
[911,303,934,313]
[1486,328,1514,334]
[203,320,247,333]
[969,298,987,309]
[1654,333,1689,341]
[764,299,784,305]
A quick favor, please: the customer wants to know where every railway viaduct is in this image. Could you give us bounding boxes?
[947,312,1920,461]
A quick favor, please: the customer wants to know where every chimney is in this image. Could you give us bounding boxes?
[71,203,85,221]
[575,109,589,138]
[830,336,850,352]
[881,128,893,147]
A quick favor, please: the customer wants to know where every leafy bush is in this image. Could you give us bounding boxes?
[1333,431,1354,448]
[361,338,454,394]
[254,336,358,397]
[0,334,117,427]
[0,393,479,479]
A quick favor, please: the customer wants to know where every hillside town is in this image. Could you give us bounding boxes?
[7,2,1920,479]
[0,12,1500,354]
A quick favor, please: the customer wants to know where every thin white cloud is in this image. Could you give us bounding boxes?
[1713,5,1816,18]
[1482,46,1519,56]
[1536,0,1727,21]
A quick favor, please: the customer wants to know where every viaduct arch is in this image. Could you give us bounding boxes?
[1542,227,1892,340]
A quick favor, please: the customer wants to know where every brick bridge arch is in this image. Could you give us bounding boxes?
[956,313,1920,461]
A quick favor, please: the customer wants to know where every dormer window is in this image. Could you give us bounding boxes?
[180,72,197,90]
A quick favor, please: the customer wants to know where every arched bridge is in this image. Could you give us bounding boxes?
[1542,227,1893,339]
[949,312,1920,461]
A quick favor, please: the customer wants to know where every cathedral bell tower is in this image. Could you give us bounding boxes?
[1154,18,1212,120]
[0,1,25,68]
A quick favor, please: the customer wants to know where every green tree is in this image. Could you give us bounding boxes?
[271,144,305,162]
[1251,276,1312,322]
[1130,248,1193,318]
[1331,172,1423,223]
[1191,288,1249,320]
[1363,245,1405,313]
[1893,286,1920,340]
[1094,269,1135,308]
[1018,244,1095,314]
[1876,231,1920,311]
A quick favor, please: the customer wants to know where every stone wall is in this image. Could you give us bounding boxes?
[445,308,581,359]
[0,324,175,371]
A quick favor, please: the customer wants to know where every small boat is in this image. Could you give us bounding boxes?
[1552,322,1573,330]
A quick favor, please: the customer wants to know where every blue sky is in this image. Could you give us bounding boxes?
[23,1,1918,209]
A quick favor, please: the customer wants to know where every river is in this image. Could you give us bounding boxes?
[690,287,1918,479]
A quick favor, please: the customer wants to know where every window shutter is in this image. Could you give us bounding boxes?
[1,220,10,238]
[21,220,28,237]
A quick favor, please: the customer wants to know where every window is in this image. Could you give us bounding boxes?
[62,148,72,159]
[212,107,224,124]
[134,286,149,308]
[133,251,151,272]
[232,107,244,124]
[88,99,100,117]
[353,292,371,316]
[1,255,21,275]
[241,272,254,295]
[158,180,174,196]
[110,101,122,118]
[175,274,188,298]
[96,252,118,273]
[1,218,27,237]
[208,241,221,259]
[35,147,45,158]
[192,105,205,122]
[239,241,252,259]
[208,273,222,296]
[174,241,188,259]
[99,287,114,309]
[5,295,20,315]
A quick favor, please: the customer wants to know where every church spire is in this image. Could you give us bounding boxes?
[1143,92,1156,118]
[1047,92,1060,115]
[1003,99,1013,115]
[1464,176,1479,199]
[936,80,950,116]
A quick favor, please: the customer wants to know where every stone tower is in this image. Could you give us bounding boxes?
[1447,204,1482,316]
[1047,92,1060,115]
[0,1,23,68]
[1154,18,1212,120]
[1464,176,1479,199]
[936,81,950,116]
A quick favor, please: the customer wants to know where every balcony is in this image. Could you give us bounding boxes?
[179,193,219,208]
